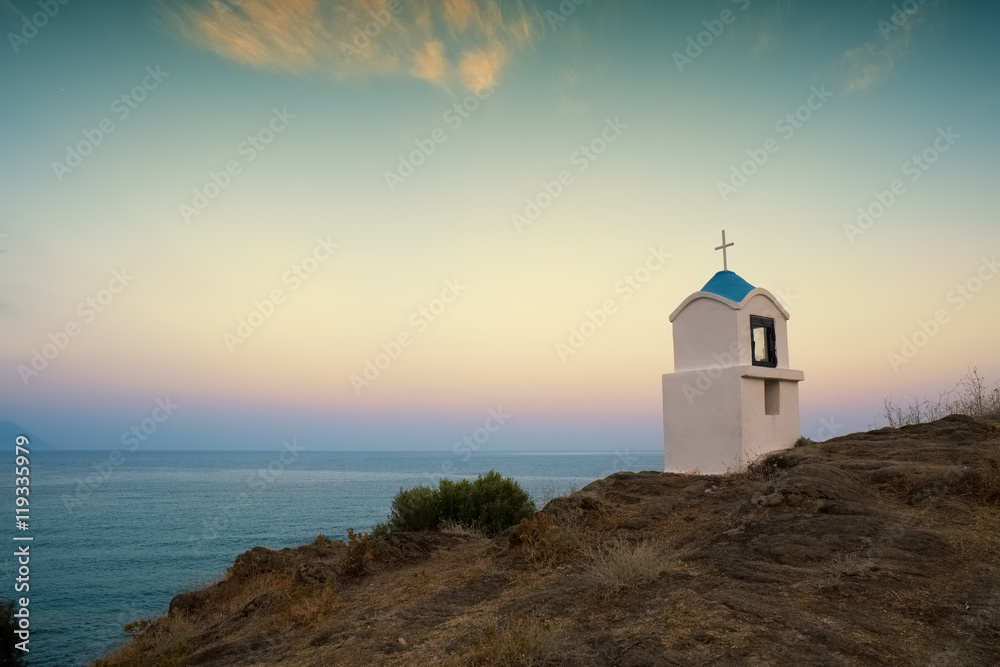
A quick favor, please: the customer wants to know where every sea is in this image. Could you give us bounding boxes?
[1,448,663,666]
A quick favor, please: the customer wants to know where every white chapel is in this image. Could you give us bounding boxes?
[662,232,804,474]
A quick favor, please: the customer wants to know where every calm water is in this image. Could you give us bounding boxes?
[1,448,662,666]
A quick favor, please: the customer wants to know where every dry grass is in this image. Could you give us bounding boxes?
[510,513,582,565]
[439,520,489,538]
[721,455,784,492]
[975,457,1000,505]
[944,506,1000,558]
[92,614,194,667]
[273,576,340,629]
[581,539,674,595]
[816,553,878,591]
[443,613,564,667]
[883,367,1000,427]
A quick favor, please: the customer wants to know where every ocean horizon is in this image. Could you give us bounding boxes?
[3,448,663,666]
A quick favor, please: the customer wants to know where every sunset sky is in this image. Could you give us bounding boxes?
[2,0,998,451]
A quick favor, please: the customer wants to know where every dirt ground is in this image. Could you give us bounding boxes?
[96,414,1000,666]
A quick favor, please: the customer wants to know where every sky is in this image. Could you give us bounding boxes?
[1,0,998,452]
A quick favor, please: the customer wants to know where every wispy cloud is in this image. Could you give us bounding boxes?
[167,0,539,92]
[837,4,934,94]
[745,0,796,56]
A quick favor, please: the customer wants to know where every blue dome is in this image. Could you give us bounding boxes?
[701,270,755,302]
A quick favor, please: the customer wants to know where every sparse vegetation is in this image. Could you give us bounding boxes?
[510,512,581,565]
[582,539,672,595]
[883,367,1000,427]
[342,528,383,576]
[380,470,536,536]
[94,414,1000,666]
[451,613,563,667]
[93,615,193,667]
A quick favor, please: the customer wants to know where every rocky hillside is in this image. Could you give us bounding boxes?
[96,415,1000,666]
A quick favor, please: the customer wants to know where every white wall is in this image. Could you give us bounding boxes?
[739,376,802,460]
[663,370,742,474]
[672,298,739,372]
[664,288,802,474]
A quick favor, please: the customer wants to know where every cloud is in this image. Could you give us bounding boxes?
[444,0,474,30]
[181,0,325,69]
[412,39,447,85]
[837,4,933,93]
[167,0,540,92]
[459,46,505,91]
[747,0,796,56]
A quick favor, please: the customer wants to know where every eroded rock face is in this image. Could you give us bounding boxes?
[168,588,210,618]
[229,546,290,580]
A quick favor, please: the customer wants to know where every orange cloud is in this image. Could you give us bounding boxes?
[181,0,325,70]
[412,40,448,85]
[168,0,541,92]
[444,0,474,31]
[459,46,505,92]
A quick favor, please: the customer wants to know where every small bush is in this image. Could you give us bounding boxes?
[511,512,580,565]
[389,484,441,532]
[385,470,535,536]
[456,613,561,667]
[583,539,670,594]
[343,528,384,576]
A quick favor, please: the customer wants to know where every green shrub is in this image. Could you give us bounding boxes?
[388,483,441,531]
[385,470,535,536]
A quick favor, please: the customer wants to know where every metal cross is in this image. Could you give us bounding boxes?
[715,230,734,271]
